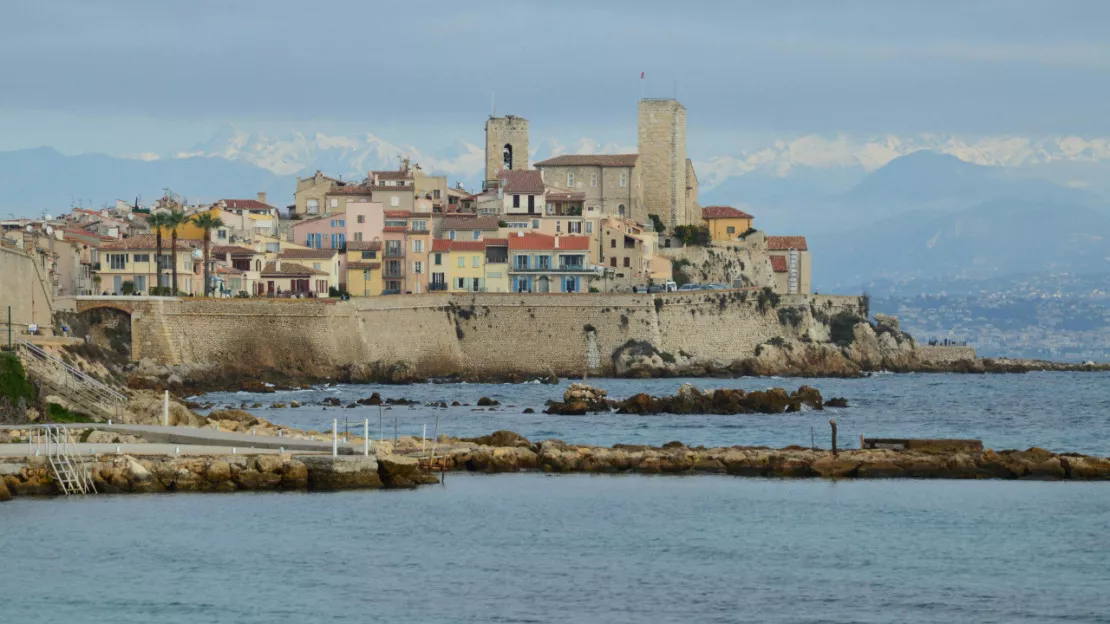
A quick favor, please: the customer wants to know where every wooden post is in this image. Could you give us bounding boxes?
[829,419,838,456]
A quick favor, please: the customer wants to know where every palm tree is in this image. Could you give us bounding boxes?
[146,212,171,294]
[162,209,188,295]
[190,212,225,296]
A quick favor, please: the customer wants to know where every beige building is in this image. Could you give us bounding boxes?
[599,216,661,290]
[766,236,811,295]
[533,155,642,222]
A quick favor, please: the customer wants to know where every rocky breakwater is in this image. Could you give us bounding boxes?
[545,383,843,415]
[421,432,1110,481]
[0,450,438,501]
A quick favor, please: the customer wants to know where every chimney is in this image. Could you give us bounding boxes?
[257,192,267,205]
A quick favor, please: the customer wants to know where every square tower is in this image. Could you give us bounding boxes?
[485,115,530,186]
[637,99,687,230]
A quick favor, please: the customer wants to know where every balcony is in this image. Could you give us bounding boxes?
[429,282,448,291]
[382,268,405,279]
[383,248,405,258]
[509,264,597,274]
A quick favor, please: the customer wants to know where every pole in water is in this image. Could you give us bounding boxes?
[810,426,815,451]
[394,411,398,446]
[829,419,838,456]
[163,390,169,426]
[422,424,427,456]
[332,419,338,457]
[379,405,384,443]
[364,418,370,456]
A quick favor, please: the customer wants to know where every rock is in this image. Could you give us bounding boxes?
[385,397,417,406]
[476,397,500,407]
[207,410,259,427]
[357,392,382,406]
[377,455,437,488]
[250,402,262,409]
[0,479,11,502]
[826,397,849,408]
[239,379,275,393]
[271,402,287,409]
[522,408,535,414]
[205,460,231,483]
[290,401,301,408]
[302,456,383,490]
[322,397,342,406]
[461,430,532,448]
[122,390,207,427]
[451,401,461,406]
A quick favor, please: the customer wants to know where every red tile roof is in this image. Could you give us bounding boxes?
[702,206,754,220]
[346,262,381,270]
[214,265,244,275]
[431,239,451,252]
[499,170,544,194]
[443,215,500,231]
[384,210,411,218]
[346,240,382,251]
[534,154,639,167]
[766,236,808,251]
[279,248,338,259]
[507,233,591,251]
[261,261,328,277]
[222,199,275,211]
[483,238,508,246]
[101,234,200,251]
[770,256,788,273]
[432,239,488,253]
[211,245,258,256]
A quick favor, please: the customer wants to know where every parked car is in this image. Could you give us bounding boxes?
[646,284,666,293]
[678,283,702,291]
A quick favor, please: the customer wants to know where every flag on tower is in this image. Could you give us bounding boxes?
[640,72,645,79]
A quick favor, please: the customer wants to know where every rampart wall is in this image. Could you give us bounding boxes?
[103,291,865,379]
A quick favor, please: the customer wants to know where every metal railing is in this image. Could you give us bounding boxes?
[18,341,127,421]
[29,425,97,495]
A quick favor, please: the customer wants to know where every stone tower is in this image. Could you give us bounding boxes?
[485,115,530,186]
[637,98,687,230]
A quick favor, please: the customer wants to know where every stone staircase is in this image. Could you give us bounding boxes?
[17,341,128,422]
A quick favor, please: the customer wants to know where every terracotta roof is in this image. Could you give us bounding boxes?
[443,215,500,231]
[384,210,411,218]
[702,206,754,220]
[279,248,338,259]
[327,185,374,196]
[211,245,258,256]
[222,199,275,211]
[346,240,382,251]
[770,256,788,273]
[371,185,412,191]
[534,154,638,168]
[373,171,412,181]
[766,236,808,251]
[431,239,451,252]
[347,262,381,270]
[214,265,244,275]
[506,233,591,251]
[100,234,200,251]
[545,187,586,201]
[261,261,328,277]
[483,238,508,246]
[499,170,544,194]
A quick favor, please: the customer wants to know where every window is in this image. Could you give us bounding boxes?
[133,254,150,263]
[361,251,377,260]
[590,173,597,187]
[610,239,616,248]
[456,277,466,289]
[620,172,628,187]
[390,196,399,207]
[457,256,465,268]
[357,215,366,224]
[330,233,345,249]
[217,230,227,240]
[412,220,427,232]
[586,222,593,234]
[413,261,423,274]
[330,198,338,208]
[513,194,520,208]
[610,257,617,267]
[568,222,582,234]
[413,240,424,253]
[532,219,540,229]
[266,242,280,253]
[434,253,442,266]
[515,255,529,270]
[354,232,363,242]
[623,257,630,268]
[618,204,626,217]
[449,230,456,240]
[528,195,535,212]
[472,230,480,240]
[433,190,441,199]
[307,199,319,214]
[313,262,321,270]
[108,254,127,270]
[567,173,575,187]
[472,256,480,268]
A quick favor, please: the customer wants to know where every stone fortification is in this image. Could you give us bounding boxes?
[105,290,855,381]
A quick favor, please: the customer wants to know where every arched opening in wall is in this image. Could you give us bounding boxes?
[60,306,133,366]
[618,204,626,217]
[503,144,513,170]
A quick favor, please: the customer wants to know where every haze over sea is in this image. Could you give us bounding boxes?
[4,373,1109,623]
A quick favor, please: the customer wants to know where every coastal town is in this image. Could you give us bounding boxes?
[0,99,812,307]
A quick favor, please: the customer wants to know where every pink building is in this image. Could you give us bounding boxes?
[292,201,384,250]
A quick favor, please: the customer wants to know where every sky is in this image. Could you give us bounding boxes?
[1,0,1109,158]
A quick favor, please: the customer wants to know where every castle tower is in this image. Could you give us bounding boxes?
[637,99,687,230]
[485,115,530,186]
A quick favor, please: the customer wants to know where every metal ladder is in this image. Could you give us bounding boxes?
[37,425,98,496]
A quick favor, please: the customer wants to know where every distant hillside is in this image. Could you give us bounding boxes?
[0,147,294,216]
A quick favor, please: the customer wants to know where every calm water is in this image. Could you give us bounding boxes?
[2,475,1109,623]
[196,372,1110,454]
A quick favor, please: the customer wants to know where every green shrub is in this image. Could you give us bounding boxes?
[46,403,94,423]
[757,287,781,312]
[777,306,804,327]
[830,312,863,346]
[671,225,710,246]
[0,354,35,403]
[648,214,666,234]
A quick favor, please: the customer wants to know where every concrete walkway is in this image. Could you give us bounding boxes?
[0,423,374,457]
[0,442,293,458]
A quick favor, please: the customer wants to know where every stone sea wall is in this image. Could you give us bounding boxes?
[115,291,857,380]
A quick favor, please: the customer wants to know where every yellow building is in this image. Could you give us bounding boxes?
[346,241,383,297]
[153,208,232,242]
[99,234,202,295]
[701,206,754,242]
[430,239,487,292]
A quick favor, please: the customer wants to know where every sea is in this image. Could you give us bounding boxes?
[2,372,1109,623]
